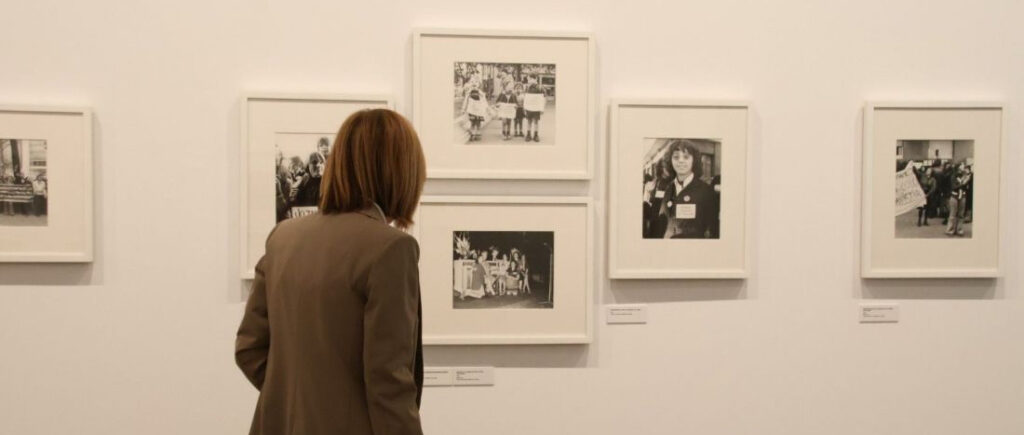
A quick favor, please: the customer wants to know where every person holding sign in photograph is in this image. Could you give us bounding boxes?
[523,81,545,142]
[496,86,518,140]
[461,84,490,142]
[513,84,526,137]
[658,140,716,239]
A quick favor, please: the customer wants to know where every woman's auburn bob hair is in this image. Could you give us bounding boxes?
[318,109,426,229]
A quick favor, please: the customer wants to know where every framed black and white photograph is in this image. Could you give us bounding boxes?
[609,100,749,279]
[240,93,391,279]
[0,106,92,262]
[453,62,556,145]
[413,29,594,179]
[893,140,974,239]
[414,196,592,345]
[862,103,1003,278]
[452,230,554,309]
[274,134,331,223]
[641,138,721,240]
[0,139,48,226]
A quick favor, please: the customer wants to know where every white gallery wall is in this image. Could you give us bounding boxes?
[1,0,1022,434]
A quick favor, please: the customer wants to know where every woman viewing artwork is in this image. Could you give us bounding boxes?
[236,108,427,435]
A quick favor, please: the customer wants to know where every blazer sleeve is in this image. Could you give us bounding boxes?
[363,235,424,435]
[235,254,271,390]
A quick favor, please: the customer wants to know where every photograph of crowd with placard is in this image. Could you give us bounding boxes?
[274,133,331,223]
[894,139,974,238]
[453,62,555,144]
[0,138,48,226]
[452,230,554,309]
[641,138,721,239]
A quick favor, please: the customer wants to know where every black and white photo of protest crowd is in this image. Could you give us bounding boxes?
[0,139,48,226]
[642,138,721,239]
[452,231,554,309]
[274,134,330,223]
[894,140,974,238]
[453,62,555,145]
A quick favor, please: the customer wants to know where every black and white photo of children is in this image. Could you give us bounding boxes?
[452,231,554,309]
[641,138,721,239]
[894,139,974,238]
[274,134,331,223]
[0,139,47,226]
[453,62,556,145]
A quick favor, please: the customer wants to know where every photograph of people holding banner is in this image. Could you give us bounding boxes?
[0,138,48,226]
[453,61,555,145]
[894,140,974,238]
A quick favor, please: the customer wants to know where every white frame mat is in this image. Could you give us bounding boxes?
[0,105,93,263]
[608,100,749,279]
[412,28,595,180]
[861,102,1003,278]
[239,93,392,279]
[412,196,593,345]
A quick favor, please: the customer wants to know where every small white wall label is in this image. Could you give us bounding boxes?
[453,367,494,386]
[606,304,648,324]
[423,367,454,386]
[859,304,900,323]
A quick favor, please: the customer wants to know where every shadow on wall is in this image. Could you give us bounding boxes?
[0,264,97,286]
[859,278,1000,300]
[424,344,590,369]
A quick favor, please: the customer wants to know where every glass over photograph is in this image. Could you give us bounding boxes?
[0,138,48,226]
[274,133,331,223]
[894,139,974,238]
[452,231,554,309]
[453,62,556,145]
[642,138,721,239]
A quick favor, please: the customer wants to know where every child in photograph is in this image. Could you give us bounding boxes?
[31,173,46,216]
[513,84,526,137]
[518,252,531,294]
[461,85,489,142]
[505,253,521,296]
[468,251,487,298]
[495,86,517,140]
[523,81,544,142]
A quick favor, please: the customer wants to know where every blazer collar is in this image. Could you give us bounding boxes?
[355,203,387,224]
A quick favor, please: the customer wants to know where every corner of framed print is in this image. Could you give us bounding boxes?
[608,100,749,279]
[412,28,595,179]
[240,93,392,279]
[861,102,1003,278]
[412,196,592,345]
[0,105,93,262]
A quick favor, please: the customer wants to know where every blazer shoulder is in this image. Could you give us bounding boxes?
[345,216,419,254]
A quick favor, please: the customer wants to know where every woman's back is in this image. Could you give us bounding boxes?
[237,108,426,435]
[237,210,423,435]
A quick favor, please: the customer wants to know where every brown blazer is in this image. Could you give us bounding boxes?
[236,208,424,435]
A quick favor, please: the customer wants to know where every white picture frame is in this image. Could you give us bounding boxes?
[608,100,750,279]
[0,105,93,263]
[861,102,1003,278]
[412,196,593,345]
[412,28,596,180]
[239,93,392,279]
